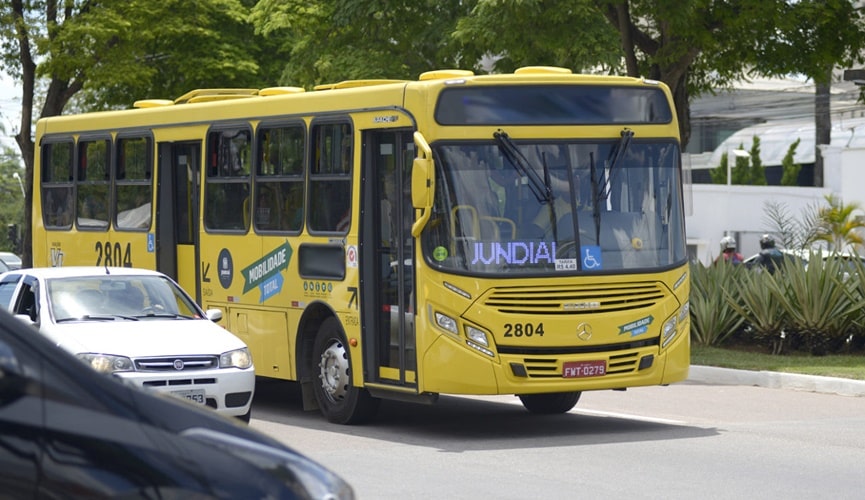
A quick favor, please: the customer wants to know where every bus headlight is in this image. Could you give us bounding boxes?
[678,300,690,323]
[661,316,677,348]
[221,347,253,369]
[434,311,458,335]
[465,325,489,347]
[77,353,134,374]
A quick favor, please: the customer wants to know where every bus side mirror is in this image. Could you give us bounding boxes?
[411,157,432,209]
[410,132,434,237]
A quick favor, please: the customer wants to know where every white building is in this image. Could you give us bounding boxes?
[685,77,865,265]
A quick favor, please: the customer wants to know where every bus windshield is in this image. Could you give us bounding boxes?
[422,137,686,275]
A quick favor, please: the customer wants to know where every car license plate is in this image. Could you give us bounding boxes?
[172,389,206,404]
[562,360,606,378]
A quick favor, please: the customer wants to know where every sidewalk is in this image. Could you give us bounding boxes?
[688,365,865,397]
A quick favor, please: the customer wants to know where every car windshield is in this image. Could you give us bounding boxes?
[47,275,202,321]
[421,138,687,275]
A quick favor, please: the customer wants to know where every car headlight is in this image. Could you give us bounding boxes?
[77,353,135,374]
[221,347,252,369]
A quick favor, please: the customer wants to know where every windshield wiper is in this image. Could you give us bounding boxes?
[135,312,193,319]
[590,128,634,244]
[595,128,633,204]
[68,314,140,321]
[493,129,552,203]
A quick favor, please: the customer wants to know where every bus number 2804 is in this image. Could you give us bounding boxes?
[503,322,544,337]
[95,241,133,268]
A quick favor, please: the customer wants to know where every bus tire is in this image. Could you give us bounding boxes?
[518,391,581,414]
[312,317,380,424]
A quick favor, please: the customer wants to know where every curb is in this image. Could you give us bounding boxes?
[688,365,865,397]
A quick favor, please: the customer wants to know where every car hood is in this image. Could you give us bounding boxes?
[42,318,246,357]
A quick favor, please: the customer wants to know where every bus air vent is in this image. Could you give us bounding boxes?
[483,282,666,315]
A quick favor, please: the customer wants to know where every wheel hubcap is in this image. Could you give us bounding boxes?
[318,339,349,402]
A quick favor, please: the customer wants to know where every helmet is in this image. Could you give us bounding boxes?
[720,235,737,251]
[759,234,775,249]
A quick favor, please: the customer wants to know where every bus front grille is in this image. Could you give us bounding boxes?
[483,282,665,315]
[522,351,641,378]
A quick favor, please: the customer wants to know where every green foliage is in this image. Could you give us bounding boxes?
[723,266,787,354]
[689,261,746,346]
[251,0,474,86]
[0,147,24,253]
[767,252,865,355]
[711,137,767,185]
[780,139,802,186]
[747,136,766,185]
[710,152,729,184]
[812,194,865,253]
[453,0,621,74]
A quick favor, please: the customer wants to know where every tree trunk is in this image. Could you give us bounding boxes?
[814,67,833,188]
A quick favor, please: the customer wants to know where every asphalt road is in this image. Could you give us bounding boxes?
[249,374,865,500]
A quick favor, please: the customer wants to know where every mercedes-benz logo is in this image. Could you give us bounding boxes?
[173,359,185,371]
[576,322,592,341]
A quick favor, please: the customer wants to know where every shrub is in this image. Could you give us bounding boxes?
[689,261,745,346]
[765,253,865,355]
[724,266,788,354]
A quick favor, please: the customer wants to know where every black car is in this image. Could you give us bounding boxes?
[0,307,354,498]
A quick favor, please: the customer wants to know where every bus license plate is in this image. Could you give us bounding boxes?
[172,389,206,404]
[563,360,606,378]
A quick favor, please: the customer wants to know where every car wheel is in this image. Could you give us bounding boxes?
[518,391,581,414]
[312,317,380,424]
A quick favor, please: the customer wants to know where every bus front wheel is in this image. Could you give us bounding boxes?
[518,391,582,414]
[312,317,380,424]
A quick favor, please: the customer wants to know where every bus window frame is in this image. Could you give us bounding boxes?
[40,137,76,230]
[254,120,307,235]
[74,133,112,233]
[114,133,154,232]
[307,118,353,235]
[203,124,253,233]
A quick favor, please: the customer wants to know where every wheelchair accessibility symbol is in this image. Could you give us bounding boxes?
[582,245,602,270]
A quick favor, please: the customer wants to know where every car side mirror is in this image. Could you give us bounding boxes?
[205,308,223,323]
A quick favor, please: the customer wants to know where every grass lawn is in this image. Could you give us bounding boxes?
[691,345,865,381]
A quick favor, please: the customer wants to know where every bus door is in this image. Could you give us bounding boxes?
[156,141,201,300]
[361,130,416,386]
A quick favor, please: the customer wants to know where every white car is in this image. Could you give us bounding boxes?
[0,266,255,421]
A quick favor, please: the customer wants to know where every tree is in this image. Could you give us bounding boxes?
[744,0,865,187]
[251,0,473,86]
[453,0,621,74]
[0,146,25,253]
[0,0,283,267]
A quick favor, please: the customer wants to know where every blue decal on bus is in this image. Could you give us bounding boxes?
[582,245,602,270]
[260,273,284,303]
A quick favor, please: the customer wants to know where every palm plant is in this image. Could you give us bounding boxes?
[724,266,788,354]
[766,252,865,355]
[812,194,865,253]
[689,261,746,346]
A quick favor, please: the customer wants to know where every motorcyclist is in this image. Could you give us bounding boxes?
[751,234,786,274]
[715,235,744,265]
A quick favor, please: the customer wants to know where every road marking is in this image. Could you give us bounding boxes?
[575,408,685,425]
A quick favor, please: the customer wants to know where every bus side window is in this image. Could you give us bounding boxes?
[309,122,352,233]
[205,127,252,231]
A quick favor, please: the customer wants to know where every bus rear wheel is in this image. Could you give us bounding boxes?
[518,391,582,414]
[312,317,380,424]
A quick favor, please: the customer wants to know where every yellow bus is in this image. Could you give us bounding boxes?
[33,66,690,424]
